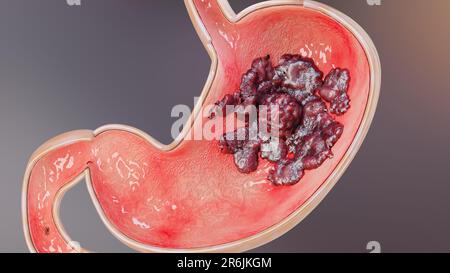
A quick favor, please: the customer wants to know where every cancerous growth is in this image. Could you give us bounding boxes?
[213,54,351,186]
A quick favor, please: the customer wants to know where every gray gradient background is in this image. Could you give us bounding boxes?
[0,0,449,252]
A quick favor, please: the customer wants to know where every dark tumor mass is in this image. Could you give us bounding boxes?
[213,54,351,185]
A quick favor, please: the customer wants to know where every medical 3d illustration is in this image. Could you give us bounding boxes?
[22,0,380,253]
